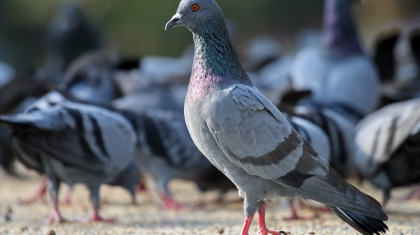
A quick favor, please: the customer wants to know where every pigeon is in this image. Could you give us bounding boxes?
[165,0,388,234]
[376,28,420,108]
[119,109,235,209]
[45,0,100,84]
[290,0,380,124]
[373,28,401,83]
[112,86,185,113]
[281,112,332,220]
[354,98,420,206]
[279,104,357,180]
[0,92,139,224]
[62,51,122,106]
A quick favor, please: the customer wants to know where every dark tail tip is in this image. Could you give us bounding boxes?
[330,207,388,235]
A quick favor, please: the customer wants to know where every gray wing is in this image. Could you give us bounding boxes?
[287,116,331,162]
[4,103,135,174]
[135,109,207,168]
[354,98,420,176]
[206,84,386,220]
[356,98,420,164]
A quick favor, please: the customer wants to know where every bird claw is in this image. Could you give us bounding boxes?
[161,194,203,211]
[80,215,115,224]
[44,214,67,225]
[257,228,287,235]
[401,187,420,201]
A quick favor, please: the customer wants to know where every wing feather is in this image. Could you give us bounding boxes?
[207,84,387,220]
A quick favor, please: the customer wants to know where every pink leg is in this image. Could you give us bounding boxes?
[161,194,202,210]
[20,176,48,204]
[283,199,316,220]
[289,198,328,217]
[44,201,66,225]
[258,202,286,235]
[80,204,115,223]
[136,182,147,194]
[240,214,255,235]
[317,205,331,213]
[404,185,420,201]
[62,186,72,205]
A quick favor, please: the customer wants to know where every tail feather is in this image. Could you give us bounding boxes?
[330,206,388,235]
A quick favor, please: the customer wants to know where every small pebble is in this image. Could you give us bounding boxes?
[47,230,56,235]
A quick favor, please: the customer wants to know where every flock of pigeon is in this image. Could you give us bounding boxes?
[0,0,420,234]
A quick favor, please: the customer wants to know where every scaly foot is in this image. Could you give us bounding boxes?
[257,227,287,235]
[80,214,115,223]
[44,213,67,225]
[161,194,203,210]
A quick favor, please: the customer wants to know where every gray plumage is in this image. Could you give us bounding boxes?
[354,98,420,205]
[119,109,235,206]
[45,0,100,83]
[282,104,357,179]
[112,86,185,113]
[166,0,387,234]
[0,92,138,223]
[290,0,380,124]
[63,51,121,106]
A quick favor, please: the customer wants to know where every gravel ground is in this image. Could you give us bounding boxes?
[0,169,420,235]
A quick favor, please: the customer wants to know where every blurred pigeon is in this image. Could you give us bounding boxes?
[112,86,185,113]
[113,46,193,96]
[281,113,331,220]
[409,28,420,71]
[45,0,100,84]
[354,98,420,206]
[0,71,49,175]
[279,103,357,180]
[0,61,15,87]
[374,28,420,107]
[290,0,380,124]
[62,51,122,106]
[119,109,235,209]
[373,28,401,83]
[166,0,388,234]
[0,92,138,224]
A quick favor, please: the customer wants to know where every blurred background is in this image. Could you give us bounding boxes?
[1,0,419,73]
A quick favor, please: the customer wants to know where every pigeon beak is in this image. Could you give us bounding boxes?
[165,13,183,31]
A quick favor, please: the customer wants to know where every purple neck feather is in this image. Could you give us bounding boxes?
[322,0,363,55]
[188,20,252,100]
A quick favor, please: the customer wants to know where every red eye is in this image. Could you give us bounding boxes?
[191,4,199,12]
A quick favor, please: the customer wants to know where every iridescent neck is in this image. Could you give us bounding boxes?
[188,21,252,99]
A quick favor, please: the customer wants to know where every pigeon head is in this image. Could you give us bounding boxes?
[165,0,226,33]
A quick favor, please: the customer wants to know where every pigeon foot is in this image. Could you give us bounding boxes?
[283,199,316,221]
[20,176,48,205]
[44,212,67,225]
[257,227,287,235]
[161,194,202,210]
[403,186,420,201]
[80,214,115,223]
[258,202,286,235]
[136,182,147,193]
